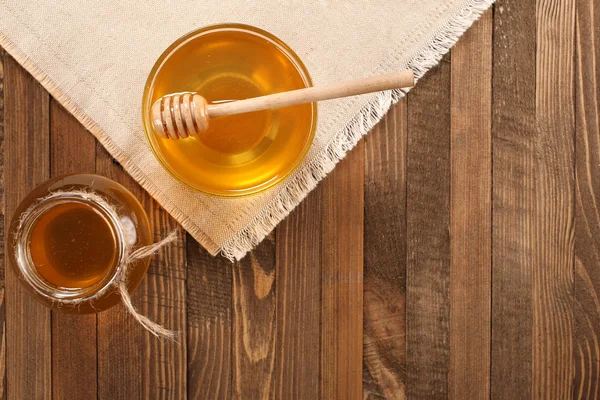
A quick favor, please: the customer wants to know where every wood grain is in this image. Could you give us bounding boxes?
[0,288,5,400]
[274,189,322,399]
[49,100,98,400]
[96,148,187,399]
[574,0,600,397]
[0,48,6,400]
[232,234,277,400]
[321,141,364,400]
[3,54,51,400]
[449,11,492,400]
[533,0,575,397]
[490,0,536,397]
[363,100,407,400]
[95,147,144,400]
[140,198,187,400]
[0,49,4,283]
[493,0,576,397]
[186,237,232,399]
[406,57,451,399]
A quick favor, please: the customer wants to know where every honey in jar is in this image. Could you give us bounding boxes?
[28,201,118,289]
[143,24,316,196]
[7,174,152,313]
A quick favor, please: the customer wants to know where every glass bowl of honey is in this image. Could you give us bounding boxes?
[7,174,152,313]
[142,24,316,197]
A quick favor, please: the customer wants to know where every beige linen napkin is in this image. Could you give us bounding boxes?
[0,0,493,260]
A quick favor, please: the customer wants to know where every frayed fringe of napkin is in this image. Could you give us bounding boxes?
[220,0,495,260]
[0,0,494,261]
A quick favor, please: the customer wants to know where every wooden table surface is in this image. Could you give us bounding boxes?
[0,1,599,399]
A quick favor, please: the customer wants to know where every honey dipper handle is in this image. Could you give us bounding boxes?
[206,70,414,118]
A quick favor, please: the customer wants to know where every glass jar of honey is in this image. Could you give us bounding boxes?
[7,174,152,313]
[142,24,317,197]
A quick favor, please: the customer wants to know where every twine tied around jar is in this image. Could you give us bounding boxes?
[15,190,178,340]
[117,230,177,339]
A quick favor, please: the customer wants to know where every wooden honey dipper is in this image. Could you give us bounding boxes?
[151,70,414,139]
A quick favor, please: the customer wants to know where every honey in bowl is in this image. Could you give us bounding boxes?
[28,201,118,289]
[143,24,316,196]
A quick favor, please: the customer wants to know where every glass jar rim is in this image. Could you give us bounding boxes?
[13,192,127,302]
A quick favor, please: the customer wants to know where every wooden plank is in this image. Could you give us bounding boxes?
[0,287,4,400]
[49,100,98,400]
[96,146,187,399]
[363,100,407,400]
[3,54,51,400]
[274,188,322,399]
[490,1,536,397]
[0,48,7,400]
[95,148,144,400]
[140,194,187,400]
[405,57,451,399]
[0,49,4,282]
[492,0,576,396]
[321,141,364,400]
[186,237,232,399]
[448,11,492,400]
[574,0,600,397]
[232,234,277,399]
[533,0,576,397]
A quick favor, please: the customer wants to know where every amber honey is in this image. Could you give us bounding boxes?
[29,201,118,289]
[143,24,316,196]
[8,174,152,313]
